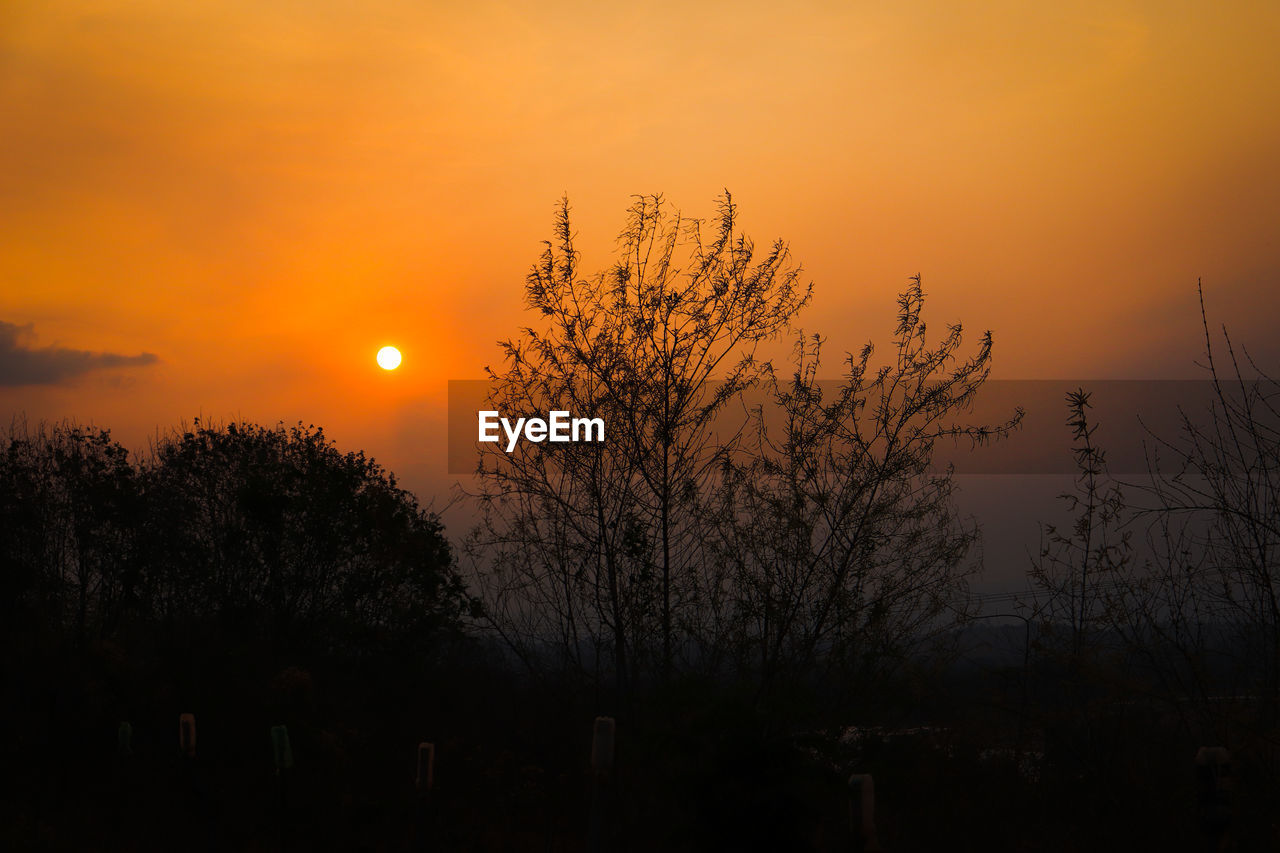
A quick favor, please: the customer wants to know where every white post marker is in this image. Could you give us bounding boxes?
[416,742,435,793]
[848,773,880,852]
[590,717,615,777]
[179,713,196,759]
[271,725,294,773]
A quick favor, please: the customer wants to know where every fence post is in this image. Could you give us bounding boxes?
[179,713,197,759]
[587,717,615,853]
[1194,747,1231,849]
[848,773,879,852]
[272,725,293,850]
[415,742,436,850]
[117,721,133,759]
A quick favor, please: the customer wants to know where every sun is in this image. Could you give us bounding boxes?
[376,346,402,370]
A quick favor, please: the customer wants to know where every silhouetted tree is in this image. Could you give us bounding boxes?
[1119,283,1280,730]
[1030,389,1132,661]
[0,415,468,711]
[1025,390,1137,785]
[1028,283,1280,761]
[0,421,139,653]
[709,276,1021,703]
[468,193,811,698]
[143,419,466,664]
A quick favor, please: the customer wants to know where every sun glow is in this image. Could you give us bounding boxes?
[376,346,402,370]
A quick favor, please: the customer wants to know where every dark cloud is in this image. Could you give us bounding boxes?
[0,321,158,386]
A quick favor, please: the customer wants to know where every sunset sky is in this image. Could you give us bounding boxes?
[3,0,1278,513]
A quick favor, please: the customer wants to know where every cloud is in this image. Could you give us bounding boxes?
[0,321,158,386]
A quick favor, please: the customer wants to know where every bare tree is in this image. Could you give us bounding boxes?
[1033,282,1280,744]
[1124,282,1280,728]
[708,276,1022,700]
[1030,389,1132,661]
[466,193,811,698]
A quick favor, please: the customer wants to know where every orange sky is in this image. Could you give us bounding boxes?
[2,0,1278,505]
